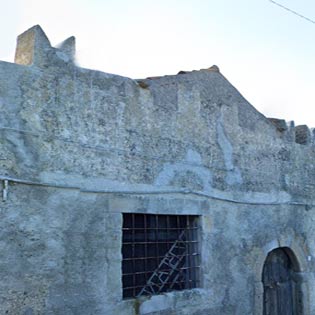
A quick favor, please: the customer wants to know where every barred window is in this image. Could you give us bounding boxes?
[122,213,200,299]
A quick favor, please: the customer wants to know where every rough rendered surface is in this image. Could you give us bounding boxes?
[1,25,315,315]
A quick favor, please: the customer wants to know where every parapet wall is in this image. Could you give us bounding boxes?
[268,117,315,145]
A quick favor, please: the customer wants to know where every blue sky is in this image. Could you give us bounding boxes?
[1,0,315,126]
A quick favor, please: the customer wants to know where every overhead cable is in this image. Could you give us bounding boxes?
[269,0,315,25]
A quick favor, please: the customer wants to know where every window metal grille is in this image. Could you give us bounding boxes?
[122,213,200,299]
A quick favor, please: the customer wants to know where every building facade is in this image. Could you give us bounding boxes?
[1,25,315,315]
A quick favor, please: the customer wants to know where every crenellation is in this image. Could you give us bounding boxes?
[311,128,315,145]
[56,36,76,62]
[14,25,76,68]
[14,25,51,66]
[295,124,311,145]
[267,118,287,133]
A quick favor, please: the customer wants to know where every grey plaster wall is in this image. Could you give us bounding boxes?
[1,25,315,315]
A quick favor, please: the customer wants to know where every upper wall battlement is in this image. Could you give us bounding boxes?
[6,25,315,146]
[267,118,315,146]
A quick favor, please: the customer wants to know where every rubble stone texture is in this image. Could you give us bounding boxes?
[1,25,315,315]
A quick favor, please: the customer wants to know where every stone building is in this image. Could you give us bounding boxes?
[1,25,315,315]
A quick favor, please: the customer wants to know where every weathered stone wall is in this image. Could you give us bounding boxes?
[1,25,315,315]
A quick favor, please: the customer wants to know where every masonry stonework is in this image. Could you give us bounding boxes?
[1,25,315,315]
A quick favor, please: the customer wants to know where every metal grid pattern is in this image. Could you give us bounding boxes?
[122,213,200,299]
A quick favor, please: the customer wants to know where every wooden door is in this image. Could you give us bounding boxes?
[262,248,297,315]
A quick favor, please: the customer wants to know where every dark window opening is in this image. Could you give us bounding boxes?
[122,213,200,299]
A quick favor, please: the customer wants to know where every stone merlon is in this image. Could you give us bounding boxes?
[14,25,76,67]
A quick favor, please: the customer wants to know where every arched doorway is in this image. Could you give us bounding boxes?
[262,247,303,315]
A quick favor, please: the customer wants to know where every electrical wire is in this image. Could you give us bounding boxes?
[0,174,312,206]
[268,0,315,25]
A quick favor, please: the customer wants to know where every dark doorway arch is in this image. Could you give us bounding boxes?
[262,247,303,315]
